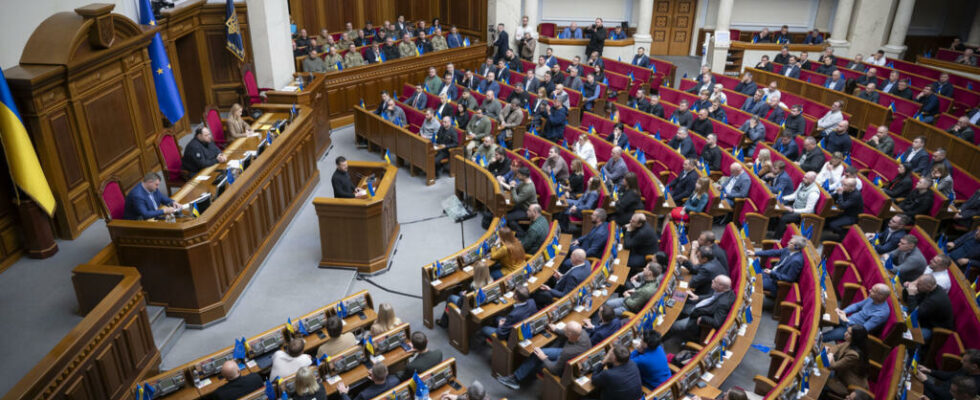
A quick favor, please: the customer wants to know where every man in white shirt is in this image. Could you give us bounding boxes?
[515,15,538,42]
[908,254,952,293]
[763,81,781,102]
[816,101,844,132]
[270,338,312,380]
[772,171,820,238]
[869,50,887,66]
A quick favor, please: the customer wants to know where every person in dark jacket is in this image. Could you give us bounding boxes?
[735,72,759,95]
[797,137,825,173]
[898,177,934,218]
[681,246,728,298]
[899,136,930,175]
[700,134,723,172]
[611,173,644,227]
[568,209,610,260]
[338,363,400,400]
[690,109,714,137]
[482,287,538,340]
[781,105,807,137]
[775,133,800,160]
[399,331,443,380]
[332,157,363,198]
[823,120,853,155]
[623,213,659,274]
[182,126,226,175]
[123,173,180,220]
[544,102,568,143]
[948,229,980,276]
[669,100,695,128]
[904,274,954,342]
[748,235,806,293]
[668,159,699,201]
[915,349,980,400]
[211,361,263,400]
[825,178,863,237]
[433,116,459,177]
[584,18,608,57]
[884,163,914,199]
[915,85,941,123]
[648,94,666,119]
[669,275,735,344]
[867,214,910,254]
[583,305,624,345]
[492,23,509,62]
[591,345,644,400]
[668,127,698,159]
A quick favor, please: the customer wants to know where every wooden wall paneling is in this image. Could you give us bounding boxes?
[200,3,250,110]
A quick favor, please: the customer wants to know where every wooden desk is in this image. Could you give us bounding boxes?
[107,105,318,326]
[451,154,508,216]
[367,358,466,400]
[265,73,332,157]
[354,105,439,185]
[313,161,400,273]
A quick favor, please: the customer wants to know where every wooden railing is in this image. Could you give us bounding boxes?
[3,264,159,400]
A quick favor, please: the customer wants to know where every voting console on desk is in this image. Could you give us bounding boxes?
[133,369,187,399]
[327,345,368,376]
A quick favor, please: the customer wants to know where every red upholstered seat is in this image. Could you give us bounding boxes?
[241,66,270,106]
[101,180,125,221]
[869,345,905,400]
[158,133,184,187]
[204,108,227,149]
[539,23,556,38]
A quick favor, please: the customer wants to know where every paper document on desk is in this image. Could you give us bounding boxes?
[281,85,299,92]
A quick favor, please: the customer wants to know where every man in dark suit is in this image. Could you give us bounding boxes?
[667,127,698,159]
[735,72,758,96]
[211,361,264,400]
[668,275,735,344]
[905,274,954,342]
[406,84,428,110]
[124,173,180,220]
[535,249,590,306]
[845,54,867,71]
[522,70,540,93]
[623,213,659,274]
[867,214,910,254]
[482,287,538,340]
[898,178,934,219]
[899,136,930,175]
[720,163,751,206]
[493,23,509,62]
[797,137,825,173]
[182,126,226,175]
[648,94,665,118]
[775,133,800,160]
[569,210,610,260]
[915,85,941,123]
[632,47,651,67]
[627,89,652,112]
[773,46,792,64]
[433,117,459,177]
[891,80,914,100]
[767,160,795,197]
[381,37,400,60]
[782,57,801,78]
[332,156,364,198]
[681,246,728,298]
[399,332,443,379]
[858,83,880,103]
[590,345,644,400]
[364,43,383,64]
[460,70,479,91]
[749,235,806,293]
[782,105,807,136]
[338,363,401,400]
[825,71,846,91]
[667,158,699,201]
[931,73,954,98]
[856,68,880,87]
[692,230,730,270]
[825,178,863,237]
[669,100,695,128]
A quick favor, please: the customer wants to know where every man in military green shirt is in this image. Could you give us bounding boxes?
[464,108,491,157]
[323,47,344,71]
[337,32,354,50]
[424,67,443,93]
[431,28,449,51]
[605,262,663,316]
[457,89,478,110]
[520,204,547,251]
[343,44,365,68]
[302,49,328,73]
[398,33,417,58]
[472,135,498,163]
[343,22,358,41]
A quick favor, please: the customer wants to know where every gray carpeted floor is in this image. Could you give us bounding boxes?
[0,56,783,399]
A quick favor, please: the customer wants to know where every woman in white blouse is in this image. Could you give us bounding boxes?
[574,131,597,168]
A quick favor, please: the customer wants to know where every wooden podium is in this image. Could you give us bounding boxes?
[313,161,399,273]
[264,73,332,157]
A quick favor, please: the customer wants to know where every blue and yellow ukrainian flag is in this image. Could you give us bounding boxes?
[384,149,392,164]
[224,0,246,62]
[138,0,185,124]
[0,70,56,216]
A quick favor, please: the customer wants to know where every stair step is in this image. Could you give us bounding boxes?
[147,305,166,325]
[152,316,185,357]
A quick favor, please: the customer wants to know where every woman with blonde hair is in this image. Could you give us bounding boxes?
[373,303,402,334]
[226,103,254,139]
[490,225,526,279]
[438,260,495,327]
[754,148,774,178]
[568,159,586,196]
[293,367,327,400]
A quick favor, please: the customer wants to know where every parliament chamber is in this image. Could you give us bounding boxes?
[1,0,980,400]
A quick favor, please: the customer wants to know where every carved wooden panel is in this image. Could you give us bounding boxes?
[83,85,138,171]
[130,75,156,140]
[49,111,85,188]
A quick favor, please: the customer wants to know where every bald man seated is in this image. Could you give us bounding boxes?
[496,321,591,390]
[533,248,591,307]
[211,360,264,400]
[821,283,892,342]
[666,275,734,345]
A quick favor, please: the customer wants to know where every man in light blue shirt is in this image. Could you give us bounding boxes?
[560,22,583,39]
[822,283,892,342]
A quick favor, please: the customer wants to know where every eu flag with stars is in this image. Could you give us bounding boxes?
[224,0,246,62]
[139,0,185,124]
